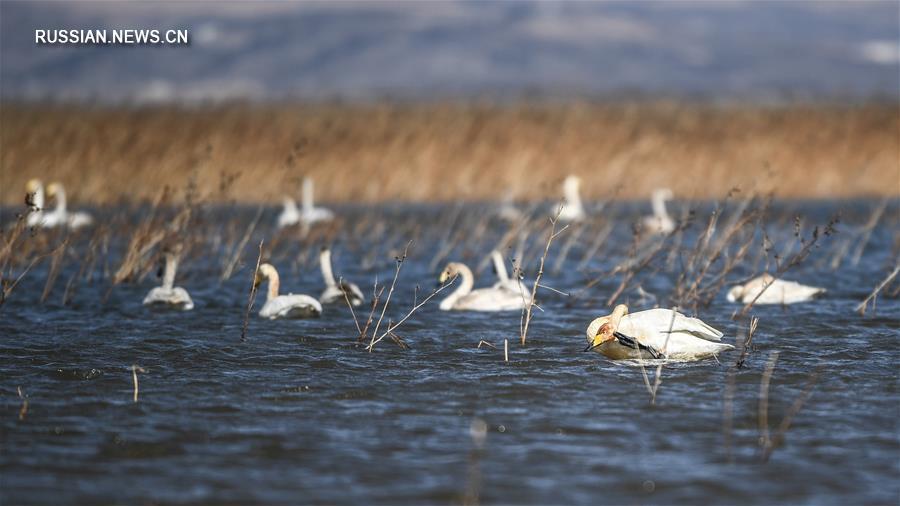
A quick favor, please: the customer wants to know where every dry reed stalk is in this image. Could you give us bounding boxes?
[40,240,67,303]
[849,199,887,266]
[131,365,145,403]
[504,339,509,363]
[366,268,455,352]
[855,264,900,316]
[240,240,264,342]
[220,205,264,281]
[340,276,362,335]
[17,386,28,421]
[519,208,567,345]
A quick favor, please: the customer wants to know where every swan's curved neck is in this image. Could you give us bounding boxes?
[302,178,315,212]
[441,264,474,309]
[564,183,582,209]
[609,305,628,331]
[32,186,45,210]
[652,193,669,220]
[163,254,177,290]
[263,268,280,301]
[55,188,68,215]
[491,251,509,283]
[320,249,336,287]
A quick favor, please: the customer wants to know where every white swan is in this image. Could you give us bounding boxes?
[277,196,300,229]
[727,274,826,305]
[557,175,586,222]
[318,247,364,306]
[586,304,732,361]
[25,179,62,228]
[143,251,194,310]
[300,177,334,225]
[438,262,527,311]
[46,182,94,229]
[255,263,322,319]
[490,250,530,298]
[642,188,675,234]
[277,177,334,228]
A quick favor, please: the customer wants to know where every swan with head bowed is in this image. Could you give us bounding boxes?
[438,261,526,311]
[255,263,322,319]
[727,274,826,305]
[585,304,732,361]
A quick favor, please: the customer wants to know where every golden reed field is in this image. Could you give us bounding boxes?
[1,101,897,205]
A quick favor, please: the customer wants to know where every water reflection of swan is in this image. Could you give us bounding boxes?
[557,175,586,223]
[642,188,674,234]
[46,182,94,229]
[438,262,526,311]
[256,263,322,319]
[727,274,826,305]
[319,247,364,306]
[143,250,194,310]
[586,304,732,361]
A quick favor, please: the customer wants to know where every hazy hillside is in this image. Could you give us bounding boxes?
[1,1,897,102]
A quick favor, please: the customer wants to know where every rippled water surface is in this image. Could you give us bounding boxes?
[2,200,898,505]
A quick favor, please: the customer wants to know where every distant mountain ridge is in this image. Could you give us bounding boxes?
[1,1,897,102]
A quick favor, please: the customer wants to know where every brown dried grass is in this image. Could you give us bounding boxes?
[1,101,897,205]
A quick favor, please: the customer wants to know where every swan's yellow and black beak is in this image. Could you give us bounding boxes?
[583,323,615,351]
[253,271,263,290]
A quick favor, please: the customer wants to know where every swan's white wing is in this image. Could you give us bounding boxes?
[261,294,322,319]
[143,287,193,310]
[624,309,724,342]
[456,288,525,311]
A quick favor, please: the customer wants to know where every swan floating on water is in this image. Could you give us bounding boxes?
[642,188,675,234]
[277,196,301,229]
[255,263,322,319]
[557,175,586,223]
[586,304,732,361]
[727,274,826,305]
[490,250,530,298]
[318,247,365,306]
[25,179,59,228]
[438,262,526,311]
[277,177,335,229]
[46,182,94,229]
[143,250,194,310]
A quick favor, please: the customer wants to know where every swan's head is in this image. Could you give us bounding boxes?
[46,182,62,198]
[255,263,277,288]
[438,262,463,285]
[26,179,43,194]
[563,175,581,192]
[586,304,629,348]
